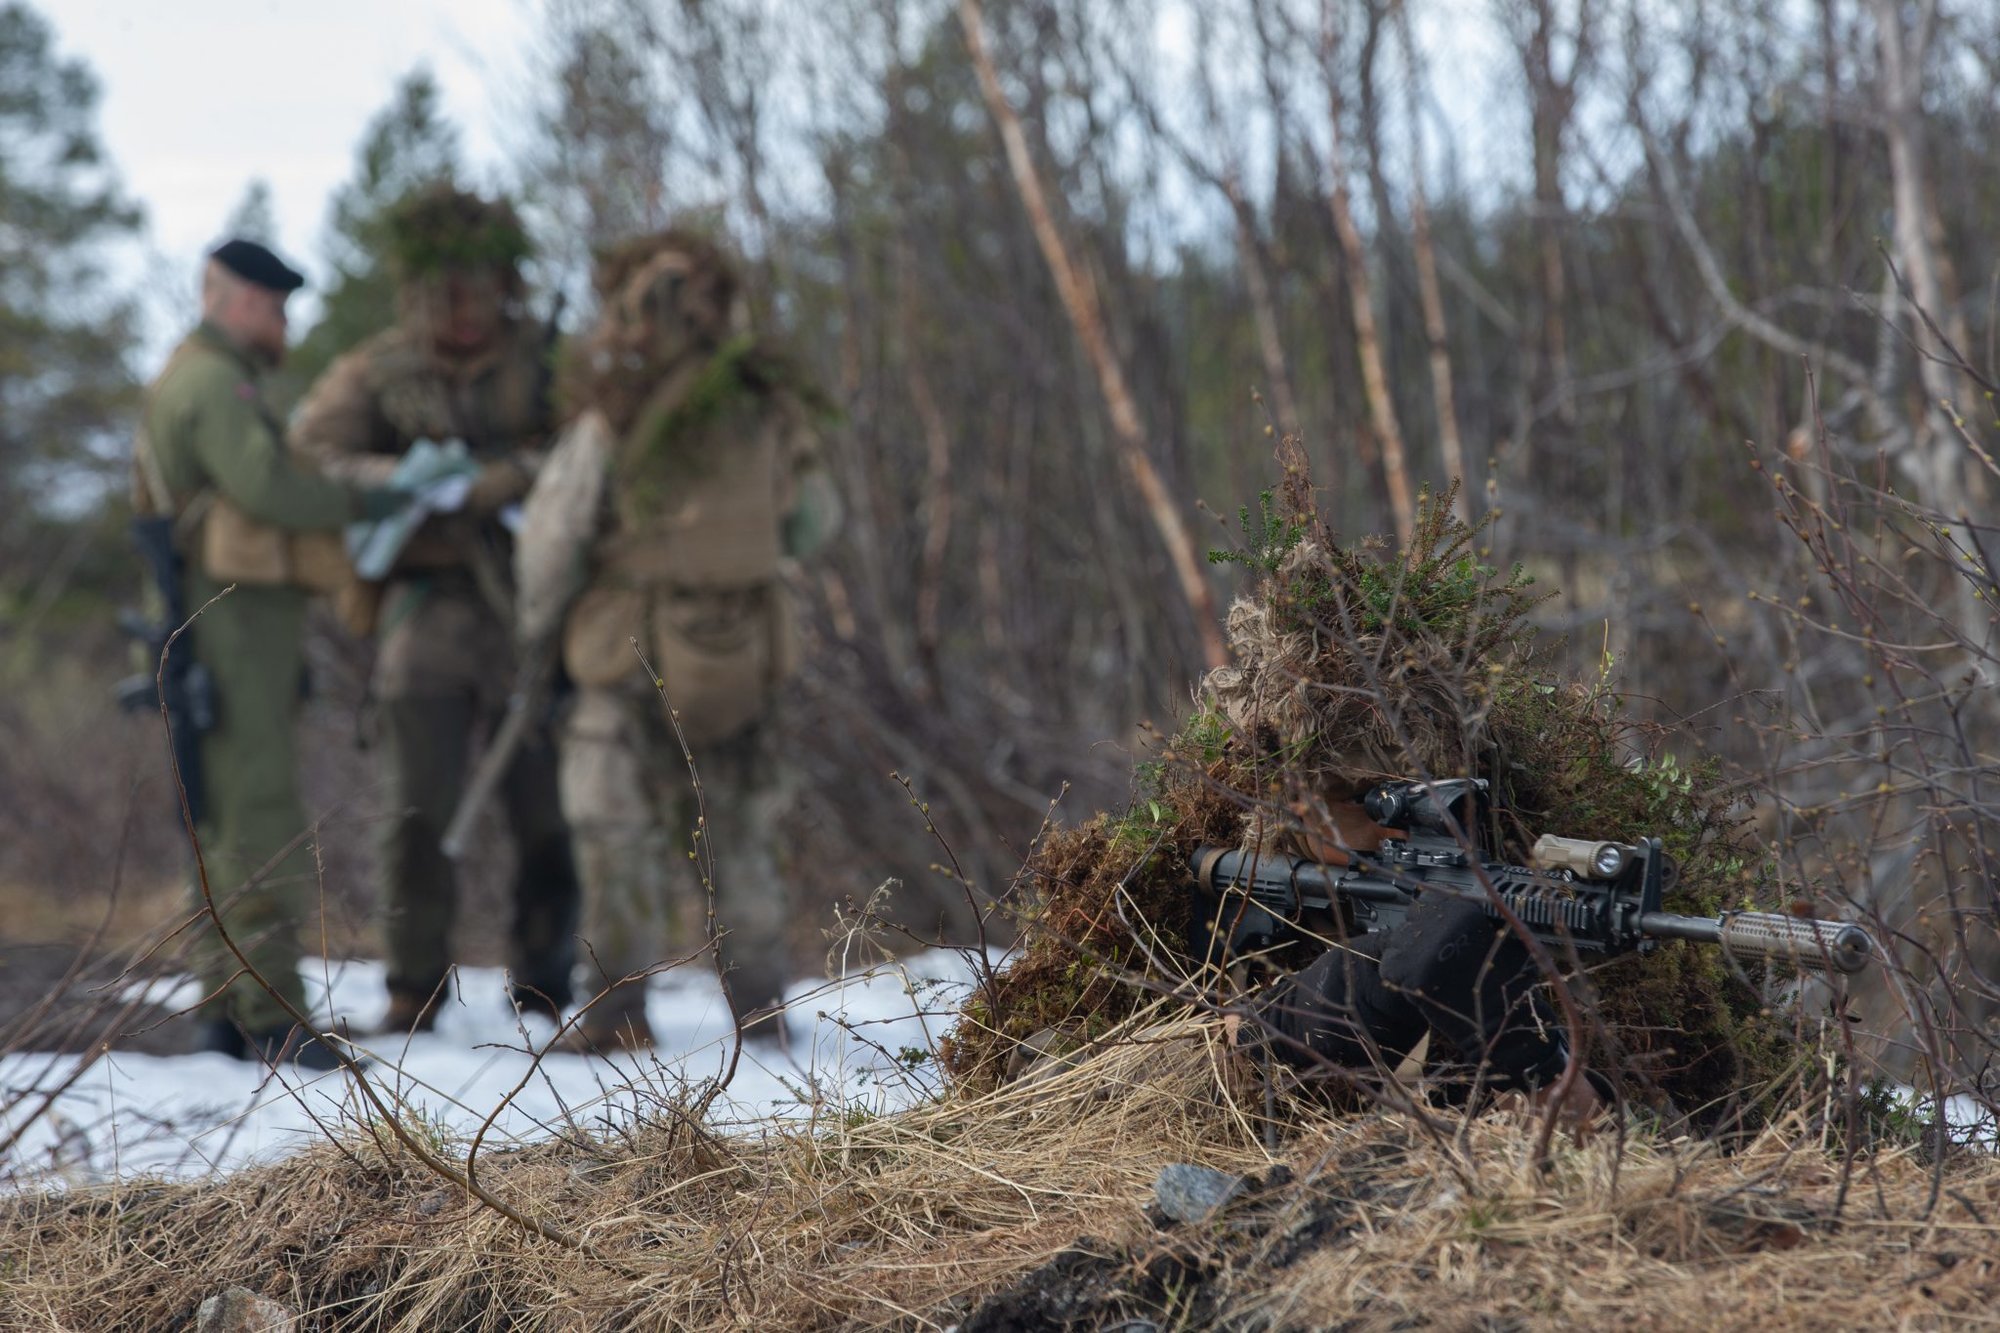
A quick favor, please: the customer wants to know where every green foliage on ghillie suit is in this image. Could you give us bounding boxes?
[381,182,532,278]
[942,450,1800,1127]
[554,230,831,519]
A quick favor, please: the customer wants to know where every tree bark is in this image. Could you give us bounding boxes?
[1395,0,1468,521]
[1321,1,1415,545]
[1515,0,1582,427]
[898,242,956,700]
[1870,0,1959,504]
[1229,186,1304,443]
[958,0,1228,670]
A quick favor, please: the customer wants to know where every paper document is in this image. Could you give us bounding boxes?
[345,438,484,581]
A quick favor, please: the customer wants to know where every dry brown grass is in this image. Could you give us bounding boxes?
[0,1009,1260,1329]
[1231,1113,2000,1331]
[3,1013,1994,1331]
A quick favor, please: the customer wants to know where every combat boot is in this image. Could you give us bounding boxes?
[197,1019,247,1059]
[556,987,655,1055]
[557,1011,656,1055]
[371,989,441,1036]
[506,979,567,1026]
[725,960,789,1033]
[246,1025,352,1073]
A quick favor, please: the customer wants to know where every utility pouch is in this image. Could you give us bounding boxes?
[199,494,291,585]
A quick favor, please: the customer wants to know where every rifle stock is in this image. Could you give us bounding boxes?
[440,639,557,860]
[116,515,215,830]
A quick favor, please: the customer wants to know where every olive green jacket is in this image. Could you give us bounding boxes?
[134,323,355,533]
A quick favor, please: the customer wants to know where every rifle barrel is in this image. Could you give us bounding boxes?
[1198,845,1875,975]
[1638,909,1871,974]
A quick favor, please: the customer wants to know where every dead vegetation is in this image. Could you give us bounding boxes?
[6,438,1978,1331]
[1,1014,1993,1330]
[0,447,1991,1329]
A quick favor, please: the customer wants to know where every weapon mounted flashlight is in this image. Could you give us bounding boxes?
[1532,834,1636,881]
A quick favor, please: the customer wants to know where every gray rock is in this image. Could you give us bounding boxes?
[195,1286,296,1333]
[1153,1162,1246,1224]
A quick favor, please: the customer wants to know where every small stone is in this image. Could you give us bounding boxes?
[195,1286,296,1333]
[1003,1026,1081,1083]
[1153,1163,1245,1224]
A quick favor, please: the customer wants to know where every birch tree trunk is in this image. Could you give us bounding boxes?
[1869,0,1994,676]
[1396,0,1468,521]
[958,0,1228,670]
[1322,1,1415,545]
[1871,0,1957,504]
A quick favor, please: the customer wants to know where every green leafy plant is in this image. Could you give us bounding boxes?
[1208,489,1307,577]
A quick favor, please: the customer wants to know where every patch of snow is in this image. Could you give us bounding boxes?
[3,949,987,1184]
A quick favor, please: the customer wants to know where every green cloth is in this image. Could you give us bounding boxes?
[344,437,483,579]
[140,323,354,1032]
[143,324,354,529]
[184,570,313,1032]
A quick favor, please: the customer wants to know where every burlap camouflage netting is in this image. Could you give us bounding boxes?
[943,441,1805,1126]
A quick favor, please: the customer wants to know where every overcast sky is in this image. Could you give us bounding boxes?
[46,0,1529,360]
[48,0,539,348]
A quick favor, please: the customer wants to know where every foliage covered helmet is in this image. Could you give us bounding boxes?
[591,230,741,349]
[382,182,532,281]
[557,230,750,429]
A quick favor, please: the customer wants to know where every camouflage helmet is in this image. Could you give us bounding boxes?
[557,230,748,430]
[381,182,532,282]
[590,229,741,346]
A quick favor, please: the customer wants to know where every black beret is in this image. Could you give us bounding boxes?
[209,238,306,293]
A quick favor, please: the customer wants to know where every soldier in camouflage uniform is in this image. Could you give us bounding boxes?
[135,239,403,1068]
[514,232,840,1048]
[290,186,582,1032]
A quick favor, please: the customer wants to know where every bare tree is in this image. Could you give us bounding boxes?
[958,0,1227,670]
[1501,0,1593,431]
[1395,0,1469,520]
[1868,0,1973,498]
[1319,0,1415,544]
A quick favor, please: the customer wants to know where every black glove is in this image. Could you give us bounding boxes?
[1378,894,1566,1091]
[466,458,533,514]
[353,486,410,522]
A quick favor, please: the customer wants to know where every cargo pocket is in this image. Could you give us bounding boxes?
[199,495,291,585]
[563,585,649,689]
[647,586,774,746]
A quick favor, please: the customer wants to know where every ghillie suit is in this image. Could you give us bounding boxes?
[516,230,840,1046]
[290,183,582,1032]
[944,446,1804,1128]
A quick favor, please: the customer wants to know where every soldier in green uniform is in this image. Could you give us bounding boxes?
[133,239,403,1068]
[514,232,840,1048]
[290,185,582,1033]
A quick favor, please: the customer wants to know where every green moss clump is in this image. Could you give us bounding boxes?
[382,182,531,277]
[937,743,1246,1090]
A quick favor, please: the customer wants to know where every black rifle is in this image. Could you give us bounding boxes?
[115,515,216,828]
[1192,778,1872,976]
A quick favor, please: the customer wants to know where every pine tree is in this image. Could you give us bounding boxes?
[0,2,144,605]
[279,68,462,403]
[221,178,281,248]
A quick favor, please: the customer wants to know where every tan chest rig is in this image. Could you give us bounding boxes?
[366,323,551,460]
[360,324,554,587]
[560,360,797,745]
[137,340,361,615]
